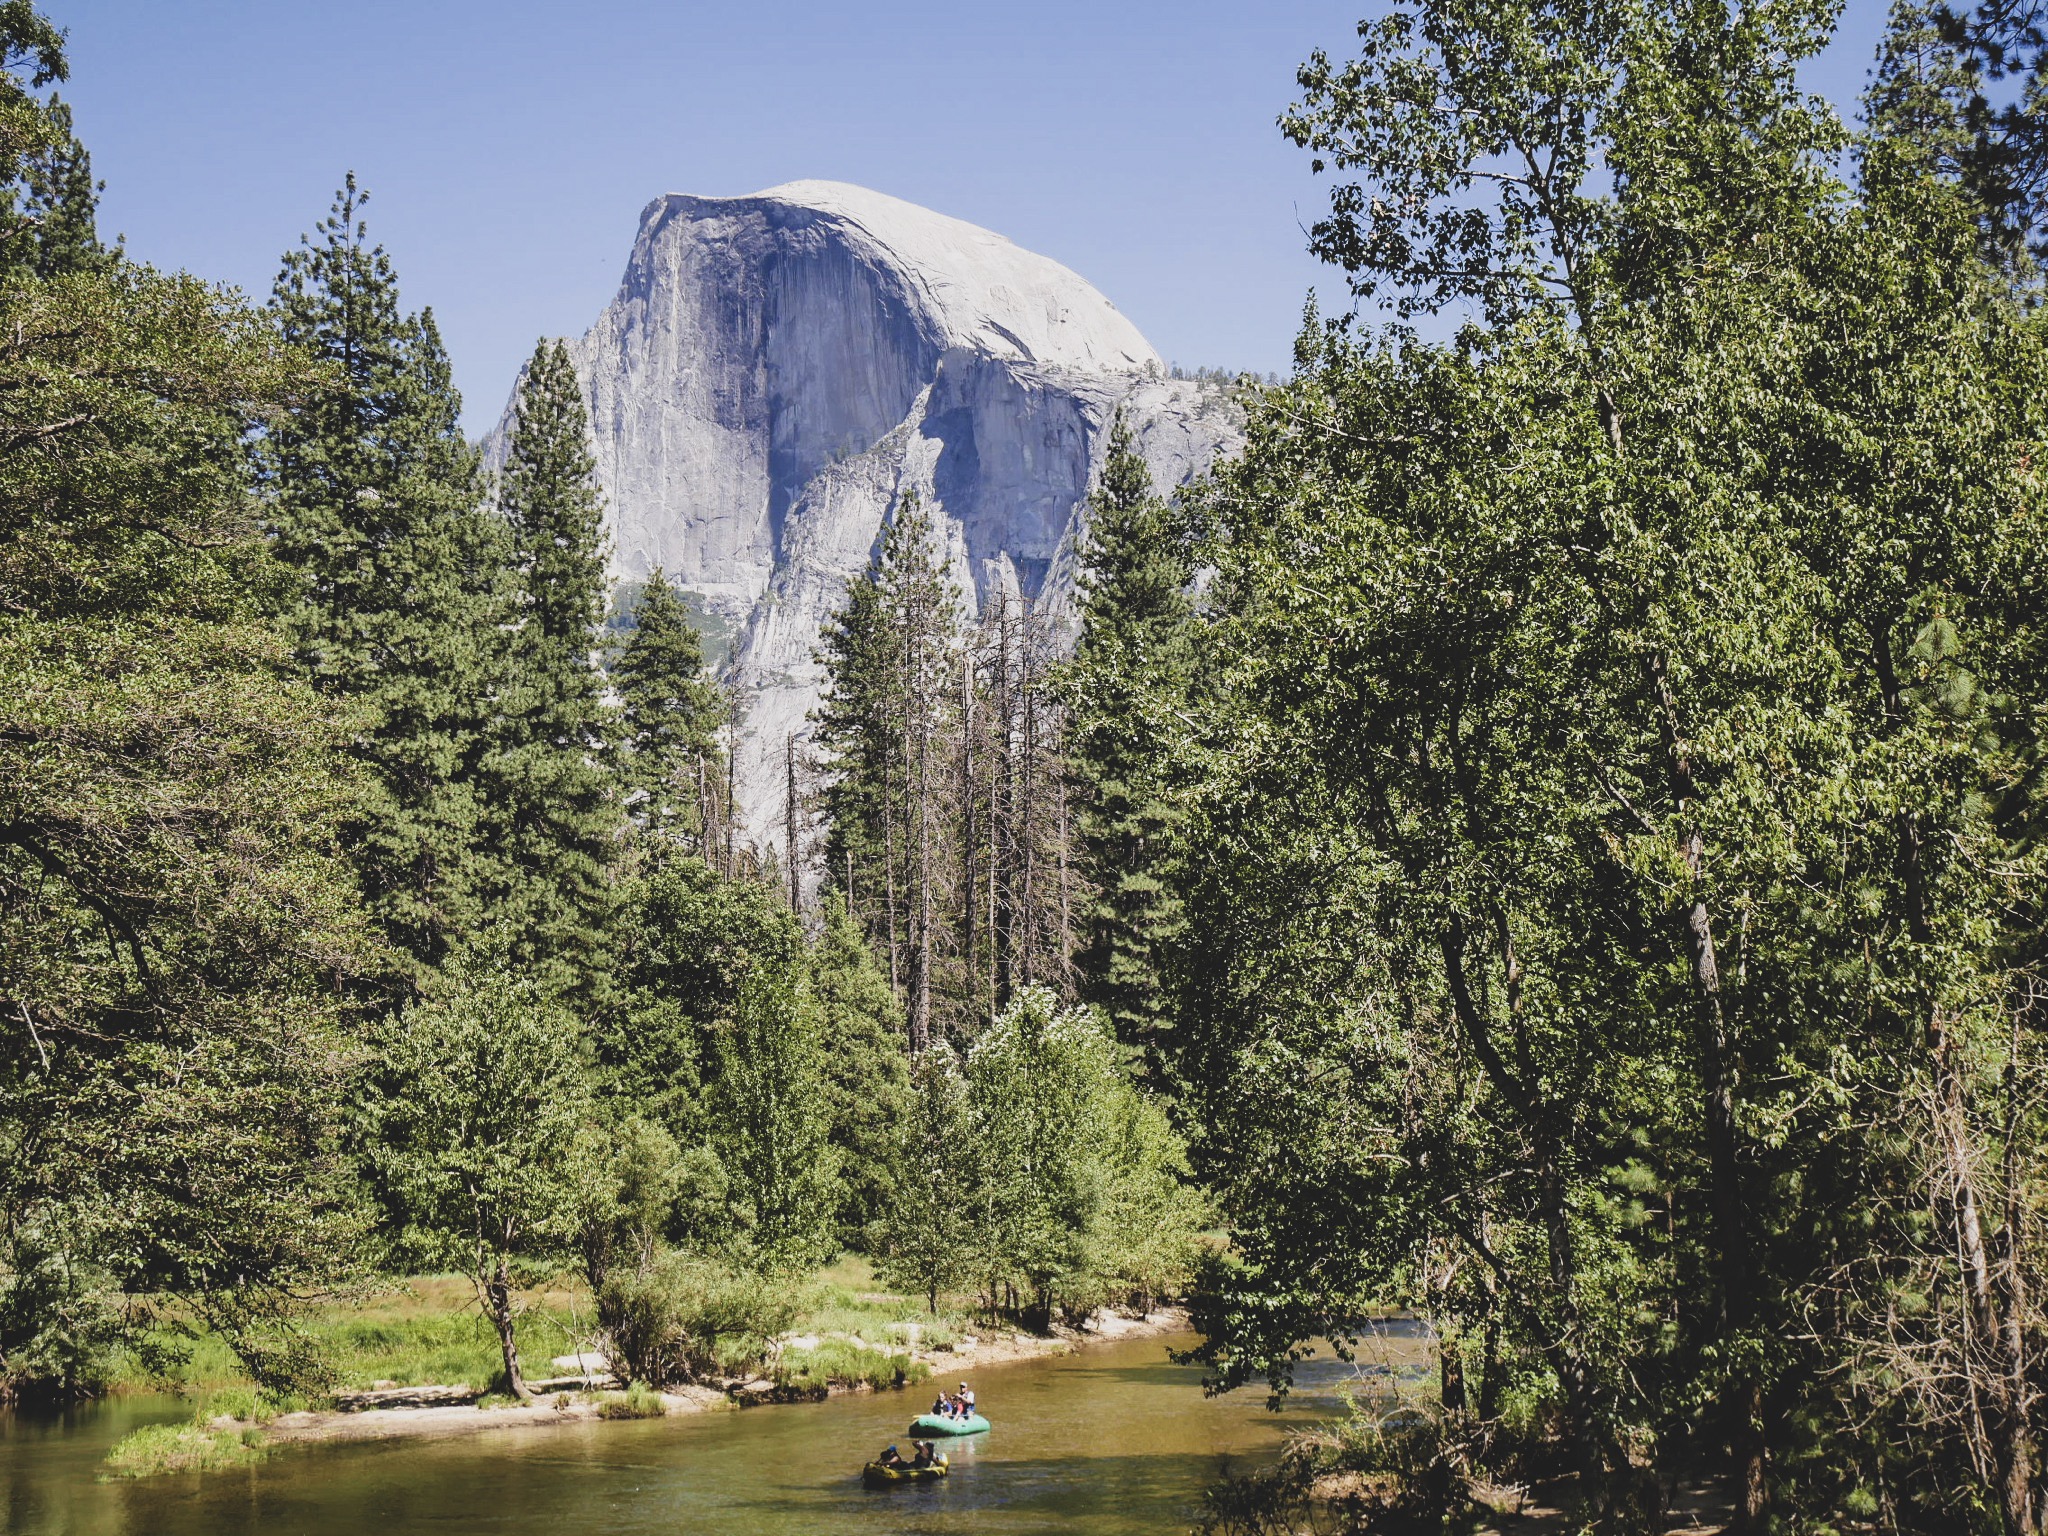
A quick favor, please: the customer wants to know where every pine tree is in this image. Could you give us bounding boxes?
[809,895,911,1247]
[815,570,902,973]
[1066,411,1194,1058]
[487,337,620,990]
[0,16,105,283]
[615,567,724,846]
[0,97,109,279]
[813,491,957,1051]
[266,175,505,974]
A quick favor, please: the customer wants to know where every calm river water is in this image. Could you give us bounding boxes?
[0,1331,1427,1536]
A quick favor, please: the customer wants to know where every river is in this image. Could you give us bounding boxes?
[0,1329,1429,1535]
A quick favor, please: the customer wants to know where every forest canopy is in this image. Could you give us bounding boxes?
[6,0,2048,1531]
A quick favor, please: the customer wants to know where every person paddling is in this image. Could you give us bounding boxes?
[958,1381,975,1418]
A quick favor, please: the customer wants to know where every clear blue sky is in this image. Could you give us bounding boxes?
[51,0,1896,433]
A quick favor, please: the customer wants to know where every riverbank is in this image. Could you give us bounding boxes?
[252,1304,1188,1448]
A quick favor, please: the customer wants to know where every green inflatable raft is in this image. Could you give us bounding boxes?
[863,1456,949,1487]
[910,1412,990,1436]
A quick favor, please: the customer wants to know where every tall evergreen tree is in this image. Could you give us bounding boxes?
[814,490,957,1050]
[815,569,901,965]
[487,337,620,990]
[809,895,911,1246]
[1066,412,1195,1059]
[0,14,105,282]
[615,567,725,846]
[0,96,108,280]
[266,175,504,975]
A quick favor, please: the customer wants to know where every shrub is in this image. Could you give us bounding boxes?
[102,1423,268,1479]
[598,1252,797,1385]
[0,1236,124,1406]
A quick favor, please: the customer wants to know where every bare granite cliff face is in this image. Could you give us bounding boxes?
[495,179,1242,842]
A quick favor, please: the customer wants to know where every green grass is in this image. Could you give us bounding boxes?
[776,1338,928,1393]
[796,1256,977,1357]
[125,1276,582,1399]
[118,1260,988,1408]
[102,1423,268,1479]
[596,1381,667,1419]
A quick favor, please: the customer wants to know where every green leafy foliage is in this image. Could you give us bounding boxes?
[872,1050,978,1312]
[810,895,912,1246]
[601,852,840,1267]
[354,963,588,1398]
[0,78,371,1399]
[595,1252,798,1385]
[1163,0,2048,1526]
[877,992,1205,1326]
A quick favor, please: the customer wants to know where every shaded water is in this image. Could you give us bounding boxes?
[0,1329,1429,1535]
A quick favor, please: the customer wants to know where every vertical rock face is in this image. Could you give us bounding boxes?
[500,179,1242,838]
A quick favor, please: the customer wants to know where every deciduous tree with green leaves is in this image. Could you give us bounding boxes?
[1169,0,2048,1528]
[0,7,372,1402]
[356,963,589,1401]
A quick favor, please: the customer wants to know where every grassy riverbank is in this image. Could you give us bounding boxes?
[118,1256,976,1407]
[99,1257,1190,1475]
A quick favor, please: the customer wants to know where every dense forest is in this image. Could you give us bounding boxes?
[0,0,1198,1424]
[8,0,2048,1529]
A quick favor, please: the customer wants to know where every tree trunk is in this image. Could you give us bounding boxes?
[1440,920,1607,1479]
[994,598,1014,1010]
[785,732,800,912]
[482,1258,529,1401]
[724,733,737,878]
[695,753,708,859]
[962,649,977,1025]
[884,754,900,993]
[1646,651,1763,1529]
[1439,1327,1467,1415]
[905,597,933,1053]
[1935,1018,2035,1535]
[1018,667,1037,989]
[1478,1304,1502,1420]
[1874,623,2037,1532]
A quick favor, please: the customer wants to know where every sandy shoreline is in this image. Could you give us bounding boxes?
[256,1307,1191,1449]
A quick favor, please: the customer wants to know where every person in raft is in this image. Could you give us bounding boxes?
[959,1381,976,1417]
[912,1441,937,1467]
